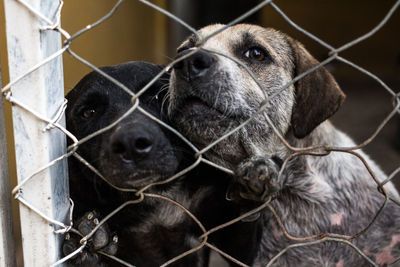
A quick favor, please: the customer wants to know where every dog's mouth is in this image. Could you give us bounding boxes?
[179,96,224,117]
[173,95,247,125]
[102,148,179,189]
[123,173,163,188]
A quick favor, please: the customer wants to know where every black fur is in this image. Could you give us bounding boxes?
[64,62,261,266]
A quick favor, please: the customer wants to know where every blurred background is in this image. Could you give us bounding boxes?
[1,0,399,265]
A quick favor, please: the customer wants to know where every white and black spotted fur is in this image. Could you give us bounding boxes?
[168,24,400,266]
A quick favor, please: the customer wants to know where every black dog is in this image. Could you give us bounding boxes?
[63,62,261,266]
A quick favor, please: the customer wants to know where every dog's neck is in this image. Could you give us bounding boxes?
[280,120,397,203]
[275,121,353,203]
[286,120,345,148]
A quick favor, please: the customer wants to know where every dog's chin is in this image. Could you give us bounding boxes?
[100,155,179,189]
[104,172,165,189]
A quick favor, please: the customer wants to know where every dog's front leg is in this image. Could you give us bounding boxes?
[228,156,283,203]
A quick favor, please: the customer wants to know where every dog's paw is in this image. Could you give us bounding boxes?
[228,156,283,203]
[62,211,118,266]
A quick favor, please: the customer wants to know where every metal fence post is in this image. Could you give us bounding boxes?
[3,0,69,265]
[0,63,17,267]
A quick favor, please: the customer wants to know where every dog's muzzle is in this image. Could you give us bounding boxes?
[173,50,216,82]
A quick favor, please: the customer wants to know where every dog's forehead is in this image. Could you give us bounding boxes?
[198,24,286,49]
[199,24,266,39]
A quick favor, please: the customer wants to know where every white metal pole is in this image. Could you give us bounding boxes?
[0,64,17,267]
[3,0,69,266]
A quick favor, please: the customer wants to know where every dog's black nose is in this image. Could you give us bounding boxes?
[173,50,216,80]
[110,128,153,162]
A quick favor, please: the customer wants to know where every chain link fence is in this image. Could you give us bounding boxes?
[1,0,400,266]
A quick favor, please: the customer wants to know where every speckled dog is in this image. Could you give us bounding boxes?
[168,24,400,266]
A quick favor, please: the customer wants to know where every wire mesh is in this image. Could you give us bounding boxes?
[2,0,400,266]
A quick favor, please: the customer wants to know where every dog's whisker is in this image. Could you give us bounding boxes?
[213,85,222,109]
[161,93,170,115]
[158,84,169,92]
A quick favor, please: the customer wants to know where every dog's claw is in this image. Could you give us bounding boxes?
[87,212,94,220]
[101,235,119,255]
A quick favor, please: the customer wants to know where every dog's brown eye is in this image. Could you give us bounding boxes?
[82,109,96,118]
[244,48,265,61]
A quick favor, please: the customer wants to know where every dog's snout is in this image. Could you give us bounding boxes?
[173,50,216,80]
[133,136,153,154]
[110,128,154,162]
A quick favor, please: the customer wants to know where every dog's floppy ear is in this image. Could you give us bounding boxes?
[288,39,345,138]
